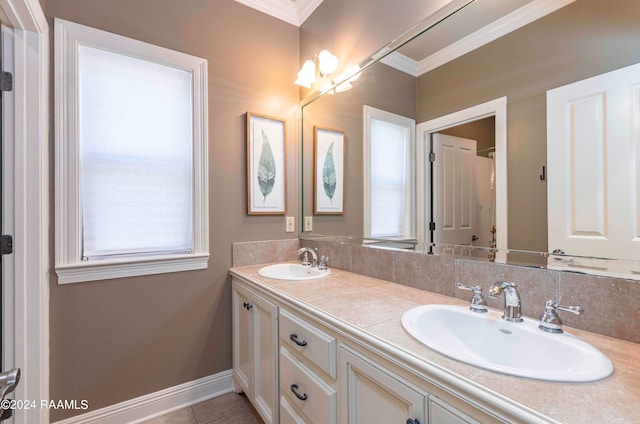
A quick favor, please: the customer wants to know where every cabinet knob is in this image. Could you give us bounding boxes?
[243,302,253,310]
[290,383,308,401]
[289,333,308,347]
[406,419,421,424]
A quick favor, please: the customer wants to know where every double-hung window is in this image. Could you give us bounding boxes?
[55,19,209,283]
[363,106,416,239]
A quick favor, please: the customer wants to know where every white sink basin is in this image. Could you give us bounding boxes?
[401,304,613,382]
[258,263,330,281]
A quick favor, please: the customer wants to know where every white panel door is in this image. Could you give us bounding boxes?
[433,133,478,245]
[547,62,640,259]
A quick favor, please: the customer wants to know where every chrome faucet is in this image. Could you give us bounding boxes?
[488,281,523,322]
[538,300,583,333]
[297,247,318,267]
[456,283,488,313]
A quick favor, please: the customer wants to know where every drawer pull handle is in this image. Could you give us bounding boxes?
[406,419,421,424]
[290,384,308,401]
[289,333,308,347]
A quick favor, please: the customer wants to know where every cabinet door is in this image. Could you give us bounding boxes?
[232,284,251,395]
[252,294,279,424]
[231,281,279,424]
[339,346,426,424]
[429,396,481,424]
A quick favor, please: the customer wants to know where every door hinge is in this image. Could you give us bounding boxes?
[429,222,436,231]
[0,71,12,92]
[429,152,435,162]
[0,235,13,255]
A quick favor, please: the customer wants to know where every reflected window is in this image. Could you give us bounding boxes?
[364,106,415,238]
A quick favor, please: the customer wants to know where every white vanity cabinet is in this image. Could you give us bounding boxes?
[231,274,506,424]
[231,280,278,424]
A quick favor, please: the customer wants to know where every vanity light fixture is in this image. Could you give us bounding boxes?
[295,52,362,94]
[295,49,339,88]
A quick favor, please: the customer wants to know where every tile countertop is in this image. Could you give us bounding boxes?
[230,264,640,424]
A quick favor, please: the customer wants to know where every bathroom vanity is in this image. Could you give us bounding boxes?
[230,263,640,424]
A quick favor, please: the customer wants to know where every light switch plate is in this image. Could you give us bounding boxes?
[285,216,295,233]
[304,216,313,232]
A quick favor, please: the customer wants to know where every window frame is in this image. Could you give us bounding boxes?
[54,18,209,284]
[363,105,416,239]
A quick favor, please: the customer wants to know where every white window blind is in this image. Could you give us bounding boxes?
[364,106,415,239]
[79,46,194,259]
[370,119,409,237]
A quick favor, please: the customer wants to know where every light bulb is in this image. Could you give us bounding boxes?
[318,50,338,76]
[295,60,316,88]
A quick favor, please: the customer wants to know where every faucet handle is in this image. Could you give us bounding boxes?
[300,251,311,267]
[538,300,584,333]
[457,283,488,313]
[318,255,330,270]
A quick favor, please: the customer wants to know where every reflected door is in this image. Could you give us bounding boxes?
[432,133,478,245]
[547,62,640,259]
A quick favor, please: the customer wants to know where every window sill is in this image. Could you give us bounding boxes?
[55,253,209,284]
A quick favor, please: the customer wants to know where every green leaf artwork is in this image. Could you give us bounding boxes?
[257,129,276,202]
[322,141,337,203]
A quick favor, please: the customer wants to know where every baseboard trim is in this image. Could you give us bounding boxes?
[53,370,234,424]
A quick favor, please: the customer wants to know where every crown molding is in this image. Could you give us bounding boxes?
[234,0,323,26]
[379,0,576,77]
[380,52,418,76]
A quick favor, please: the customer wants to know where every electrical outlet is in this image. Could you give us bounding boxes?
[285,216,295,233]
[304,216,313,232]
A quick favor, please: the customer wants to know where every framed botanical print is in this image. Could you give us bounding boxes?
[314,126,345,214]
[246,112,287,215]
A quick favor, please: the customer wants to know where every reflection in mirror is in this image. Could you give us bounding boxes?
[432,118,496,249]
[301,0,640,277]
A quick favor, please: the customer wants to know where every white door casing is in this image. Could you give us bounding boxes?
[0,0,49,422]
[432,133,478,245]
[416,97,507,252]
[547,62,640,260]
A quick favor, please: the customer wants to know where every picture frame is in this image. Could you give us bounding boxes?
[246,112,287,215]
[314,126,345,214]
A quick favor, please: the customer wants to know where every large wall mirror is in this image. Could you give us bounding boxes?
[301,0,640,278]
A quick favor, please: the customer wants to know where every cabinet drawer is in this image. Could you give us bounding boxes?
[280,347,337,424]
[280,396,307,424]
[280,309,337,378]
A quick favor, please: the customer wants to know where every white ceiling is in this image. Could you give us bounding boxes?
[233,0,324,26]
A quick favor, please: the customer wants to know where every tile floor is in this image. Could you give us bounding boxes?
[141,392,263,424]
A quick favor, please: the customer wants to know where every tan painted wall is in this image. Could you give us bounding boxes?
[45,0,299,420]
[416,0,640,252]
